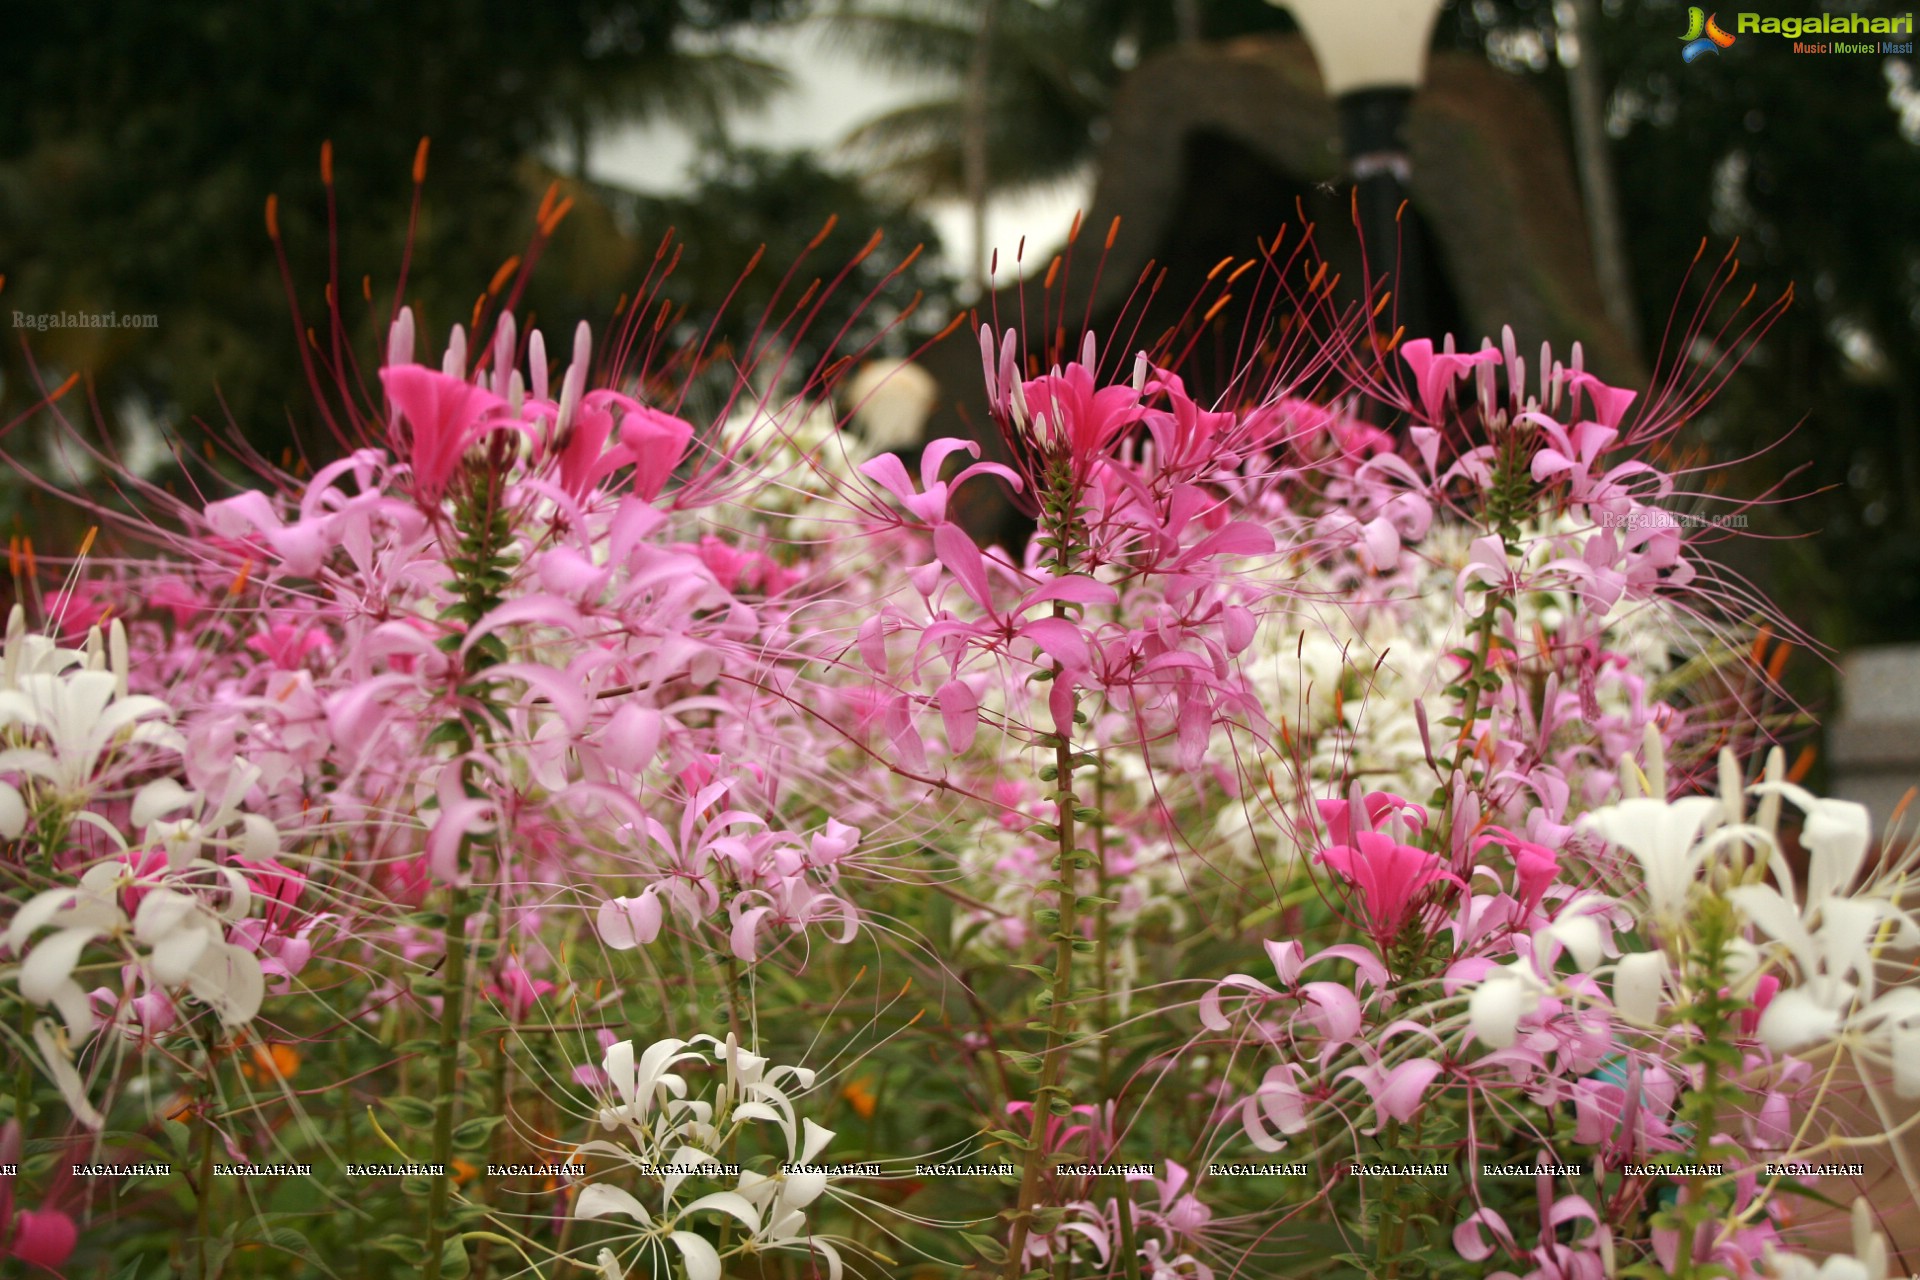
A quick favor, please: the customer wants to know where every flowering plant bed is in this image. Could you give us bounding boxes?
[0,203,1912,1280]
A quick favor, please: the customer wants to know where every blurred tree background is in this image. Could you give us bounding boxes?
[0,0,945,484]
[2,0,1916,646]
[1438,0,1920,647]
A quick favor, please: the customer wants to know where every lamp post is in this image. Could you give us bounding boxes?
[1270,0,1447,341]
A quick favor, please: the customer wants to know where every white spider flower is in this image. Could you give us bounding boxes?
[573,1033,847,1280]
[1582,795,1723,930]
[0,669,181,803]
[1724,782,1920,1058]
[7,854,266,1041]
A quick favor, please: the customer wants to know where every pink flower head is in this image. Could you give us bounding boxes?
[1316,792,1429,848]
[0,1122,75,1269]
[616,404,695,502]
[236,857,306,930]
[1019,360,1143,476]
[1475,827,1559,913]
[1318,832,1457,949]
[245,622,333,671]
[1397,337,1501,423]
[488,961,555,1021]
[858,437,1020,526]
[380,364,511,502]
[5,1208,76,1269]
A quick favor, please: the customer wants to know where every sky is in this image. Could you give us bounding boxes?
[587,21,1091,284]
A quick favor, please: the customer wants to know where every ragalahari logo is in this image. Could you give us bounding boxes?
[1681,7,1737,61]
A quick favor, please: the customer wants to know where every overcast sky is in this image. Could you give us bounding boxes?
[587,22,1090,283]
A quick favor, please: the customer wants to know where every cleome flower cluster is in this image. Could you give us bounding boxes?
[0,232,1906,1280]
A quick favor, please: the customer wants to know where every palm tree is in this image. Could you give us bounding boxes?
[818,0,1290,288]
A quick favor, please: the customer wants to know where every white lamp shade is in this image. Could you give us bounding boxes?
[1272,0,1447,96]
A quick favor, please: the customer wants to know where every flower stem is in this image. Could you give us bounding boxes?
[1006,460,1092,1278]
[1003,712,1081,1279]
[422,885,472,1280]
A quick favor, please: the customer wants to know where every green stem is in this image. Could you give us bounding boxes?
[422,886,472,1280]
[1003,710,1081,1279]
[194,1085,217,1277]
[1005,467,1090,1278]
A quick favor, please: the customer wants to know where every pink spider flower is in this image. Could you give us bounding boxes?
[487,960,555,1022]
[1318,831,1459,950]
[244,622,333,671]
[378,363,517,504]
[234,856,307,929]
[981,327,1144,493]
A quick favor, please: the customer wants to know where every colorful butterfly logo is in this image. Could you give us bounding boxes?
[1680,7,1737,62]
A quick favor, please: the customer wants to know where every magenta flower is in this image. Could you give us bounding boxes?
[615,402,695,502]
[1318,832,1457,949]
[234,856,306,930]
[1397,336,1501,422]
[378,364,511,502]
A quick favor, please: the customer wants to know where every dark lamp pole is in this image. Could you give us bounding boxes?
[1271,0,1447,341]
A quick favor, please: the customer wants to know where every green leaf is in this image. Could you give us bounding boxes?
[385,1096,436,1129]
[371,1235,426,1264]
[961,1231,1008,1263]
[452,1115,505,1150]
[161,1118,192,1163]
[986,1129,1032,1151]
[439,1235,472,1279]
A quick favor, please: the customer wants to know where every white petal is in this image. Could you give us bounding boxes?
[782,1169,829,1209]
[667,1231,721,1280]
[32,1019,103,1129]
[132,778,197,828]
[799,1117,836,1166]
[596,894,662,950]
[7,886,82,949]
[1895,1024,1920,1099]
[148,924,212,985]
[1728,886,1815,964]
[1762,785,1872,905]
[20,926,98,1004]
[0,782,24,840]
[1757,988,1843,1053]
[239,813,281,862]
[1613,952,1668,1025]
[808,1238,845,1280]
[1468,974,1537,1050]
[186,940,264,1026]
[133,889,199,947]
[680,1191,761,1232]
[594,1247,627,1280]
[1544,916,1603,971]
[575,1183,651,1224]
[51,977,93,1040]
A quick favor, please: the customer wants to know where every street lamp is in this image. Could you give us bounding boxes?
[1269,0,1447,340]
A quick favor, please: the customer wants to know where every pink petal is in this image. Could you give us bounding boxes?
[937,680,979,753]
